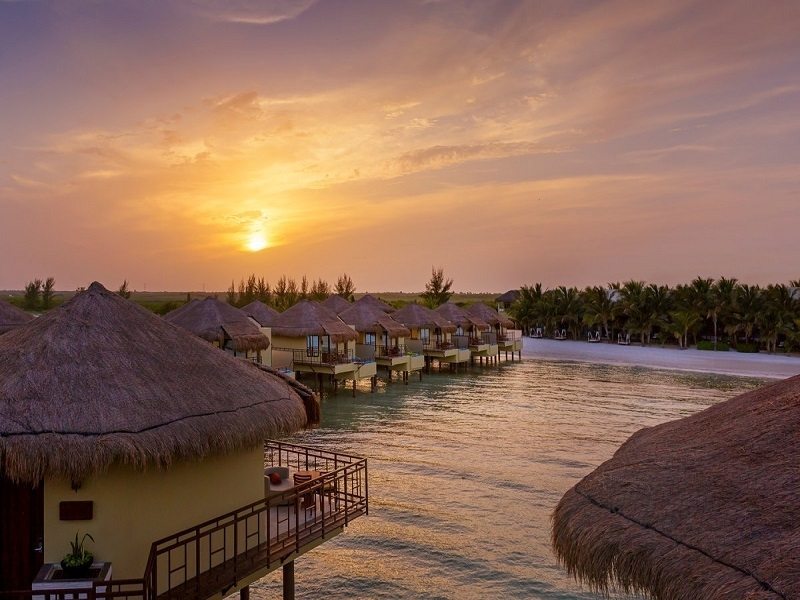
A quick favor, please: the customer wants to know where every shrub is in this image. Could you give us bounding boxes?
[736,342,759,353]
[697,340,730,351]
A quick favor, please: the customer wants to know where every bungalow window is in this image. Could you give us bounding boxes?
[380,333,387,347]
[456,325,464,336]
[419,328,430,342]
[306,335,320,356]
[365,332,376,346]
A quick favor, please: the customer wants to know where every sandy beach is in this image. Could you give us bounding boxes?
[521,337,800,380]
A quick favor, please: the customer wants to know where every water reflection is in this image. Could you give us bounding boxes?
[248,360,763,599]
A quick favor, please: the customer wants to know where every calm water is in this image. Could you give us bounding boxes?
[248,359,763,599]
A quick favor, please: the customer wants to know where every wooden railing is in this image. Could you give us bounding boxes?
[2,442,367,600]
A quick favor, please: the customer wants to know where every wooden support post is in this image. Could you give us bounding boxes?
[352,378,356,397]
[240,585,250,600]
[283,561,295,600]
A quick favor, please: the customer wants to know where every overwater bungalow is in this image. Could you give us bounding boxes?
[354,293,395,313]
[0,298,34,335]
[164,296,270,364]
[434,302,498,365]
[495,289,520,312]
[0,282,367,599]
[242,300,280,328]
[320,294,351,315]
[270,300,377,395]
[391,303,467,370]
[466,302,523,360]
[339,301,424,383]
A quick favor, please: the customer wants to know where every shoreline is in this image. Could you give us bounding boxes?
[520,337,800,380]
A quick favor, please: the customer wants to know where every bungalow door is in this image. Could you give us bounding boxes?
[0,475,44,591]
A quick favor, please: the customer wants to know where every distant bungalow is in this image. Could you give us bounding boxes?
[241,299,281,328]
[495,289,520,311]
[270,300,377,395]
[0,282,367,598]
[320,294,352,314]
[0,298,34,335]
[434,302,499,366]
[467,302,522,360]
[339,298,424,383]
[391,303,468,371]
[164,296,270,364]
[354,293,395,313]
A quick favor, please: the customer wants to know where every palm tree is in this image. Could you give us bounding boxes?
[554,286,583,339]
[758,284,795,352]
[733,284,762,345]
[512,283,545,334]
[711,277,738,350]
[620,280,650,345]
[582,286,615,341]
[646,284,673,345]
[685,277,714,346]
[670,310,700,349]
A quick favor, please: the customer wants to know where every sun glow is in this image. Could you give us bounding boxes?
[245,231,269,252]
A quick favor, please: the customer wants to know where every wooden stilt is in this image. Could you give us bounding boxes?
[283,561,295,600]
[352,378,356,398]
[240,585,250,599]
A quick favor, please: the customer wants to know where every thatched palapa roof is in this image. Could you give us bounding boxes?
[339,302,410,337]
[495,289,520,304]
[271,300,357,342]
[434,302,489,330]
[164,297,269,352]
[0,282,308,485]
[0,299,34,335]
[466,302,514,328]
[552,375,800,600]
[392,303,456,332]
[354,294,394,313]
[320,294,352,314]
[242,300,280,327]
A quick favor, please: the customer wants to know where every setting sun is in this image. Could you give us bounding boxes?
[245,231,268,252]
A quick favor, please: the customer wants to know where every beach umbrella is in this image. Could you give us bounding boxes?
[552,375,800,599]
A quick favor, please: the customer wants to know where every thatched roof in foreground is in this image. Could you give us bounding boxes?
[241,300,280,327]
[434,302,489,330]
[466,302,514,328]
[0,299,34,335]
[552,375,800,600]
[339,302,410,337]
[320,294,352,314]
[164,297,269,352]
[0,282,308,485]
[271,300,357,342]
[354,294,394,313]
[391,303,456,332]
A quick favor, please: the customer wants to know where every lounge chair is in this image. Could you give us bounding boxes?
[588,331,601,343]
[617,332,631,346]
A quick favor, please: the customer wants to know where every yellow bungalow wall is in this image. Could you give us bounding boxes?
[44,446,264,579]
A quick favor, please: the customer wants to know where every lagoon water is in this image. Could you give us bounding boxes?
[247,359,762,599]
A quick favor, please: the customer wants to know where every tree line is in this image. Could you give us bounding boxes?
[511,277,800,352]
[225,273,357,311]
[225,267,456,311]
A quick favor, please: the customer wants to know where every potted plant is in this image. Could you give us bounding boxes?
[60,532,95,578]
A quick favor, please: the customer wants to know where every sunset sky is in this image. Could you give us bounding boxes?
[1,0,799,292]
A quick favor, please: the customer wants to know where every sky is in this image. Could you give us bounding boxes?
[1,0,799,293]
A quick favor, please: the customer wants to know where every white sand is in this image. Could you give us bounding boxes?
[521,337,800,380]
